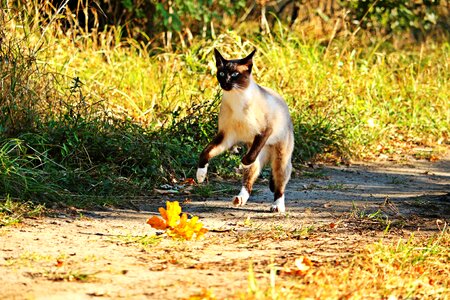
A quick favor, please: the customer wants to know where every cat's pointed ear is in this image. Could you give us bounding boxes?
[241,49,256,66]
[214,49,226,68]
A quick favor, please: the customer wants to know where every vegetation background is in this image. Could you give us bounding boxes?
[0,0,449,209]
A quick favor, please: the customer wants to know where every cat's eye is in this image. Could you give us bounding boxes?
[219,71,225,77]
[231,72,240,78]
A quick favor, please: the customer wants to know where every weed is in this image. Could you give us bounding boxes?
[0,139,61,201]
[0,195,45,226]
[43,269,96,282]
[349,202,393,230]
[299,183,347,191]
[6,250,98,282]
[291,225,315,238]
[4,251,53,267]
[301,170,328,179]
[269,225,288,240]
[191,182,235,198]
[109,234,162,250]
[191,185,218,198]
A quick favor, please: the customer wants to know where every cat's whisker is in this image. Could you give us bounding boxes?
[233,84,245,91]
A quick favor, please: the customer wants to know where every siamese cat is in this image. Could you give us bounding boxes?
[196,49,294,213]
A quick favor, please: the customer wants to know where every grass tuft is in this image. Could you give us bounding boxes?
[0,195,45,226]
[237,230,450,299]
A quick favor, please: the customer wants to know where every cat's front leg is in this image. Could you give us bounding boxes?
[241,128,272,166]
[197,132,232,183]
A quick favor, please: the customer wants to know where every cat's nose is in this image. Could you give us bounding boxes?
[221,83,232,91]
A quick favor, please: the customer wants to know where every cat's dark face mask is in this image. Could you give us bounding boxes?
[214,49,256,91]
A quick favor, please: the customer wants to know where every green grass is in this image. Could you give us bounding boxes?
[235,230,450,299]
[109,234,162,252]
[4,251,97,282]
[45,28,450,160]
[0,2,449,210]
[0,195,45,226]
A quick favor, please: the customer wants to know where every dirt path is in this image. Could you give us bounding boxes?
[1,158,449,299]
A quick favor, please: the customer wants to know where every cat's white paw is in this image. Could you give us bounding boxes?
[240,162,253,169]
[233,196,247,206]
[196,164,208,183]
[270,195,286,213]
[232,187,250,206]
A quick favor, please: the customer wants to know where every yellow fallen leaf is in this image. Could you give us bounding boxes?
[184,216,206,240]
[162,201,182,228]
[147,201,208,241]
[170,214,208,240]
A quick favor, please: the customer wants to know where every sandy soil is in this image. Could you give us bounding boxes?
[1,157,449,299]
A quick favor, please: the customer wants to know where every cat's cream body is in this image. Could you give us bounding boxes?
[197,49,294,212]
[219,79,292,146]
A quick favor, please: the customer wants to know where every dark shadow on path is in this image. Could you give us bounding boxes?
[71,158,449,233]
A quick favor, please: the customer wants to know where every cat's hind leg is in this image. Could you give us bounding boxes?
[269,142,293,213]
[270,161,292,212]
[233,147,269,206]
